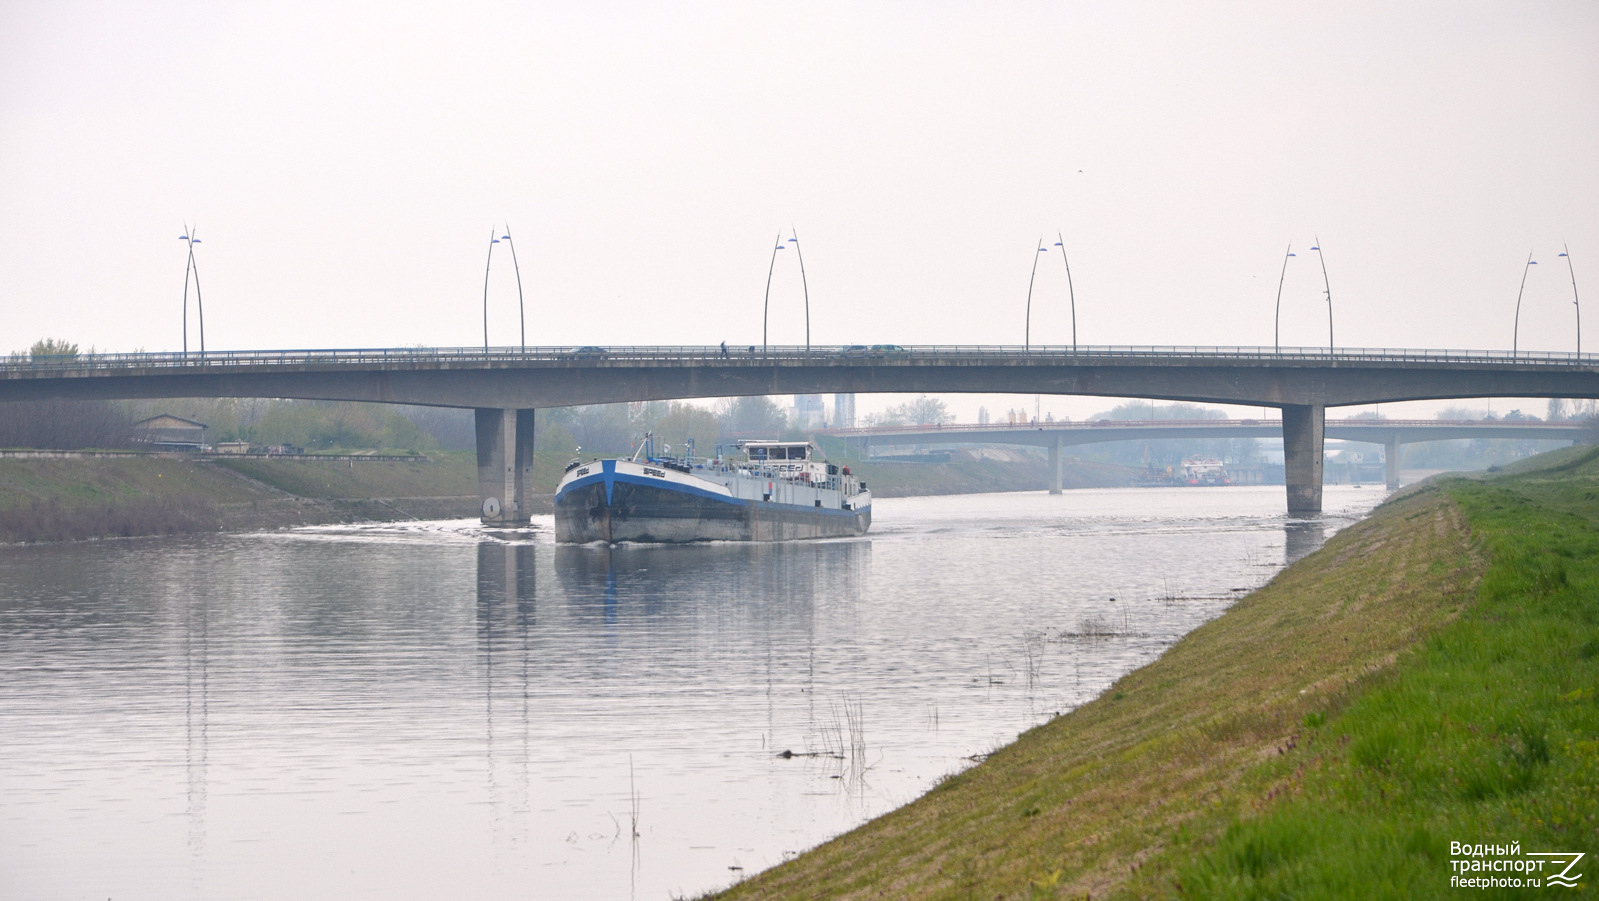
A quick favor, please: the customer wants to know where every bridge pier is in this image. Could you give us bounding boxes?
[1049,436,1063,495]
[1282,403,1325,515]
[1385,434,1402,491]
[475,408,535,527]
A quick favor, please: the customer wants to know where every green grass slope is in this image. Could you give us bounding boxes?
[718,447,1599,899]
[0,453,484,542]
[1165,448,1599,898]
[0,456,257,542]
[210,452,477,499]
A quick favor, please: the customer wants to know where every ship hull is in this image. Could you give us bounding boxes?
[554,462,870,544]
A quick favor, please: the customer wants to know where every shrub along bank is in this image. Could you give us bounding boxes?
[716,446,1599,899]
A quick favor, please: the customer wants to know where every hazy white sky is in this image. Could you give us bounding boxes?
[3,1,1595,420]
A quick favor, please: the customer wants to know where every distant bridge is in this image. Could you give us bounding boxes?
[4,344,1597,519]
[824,418,1593,492]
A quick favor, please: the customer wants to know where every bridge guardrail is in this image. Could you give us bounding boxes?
[4,344,1596,375]
[822,418,1591,437]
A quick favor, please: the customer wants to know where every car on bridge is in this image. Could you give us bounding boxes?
[561,346,609,359]
[840,344,907,357]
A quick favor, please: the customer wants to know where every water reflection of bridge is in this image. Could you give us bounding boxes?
[469,537,874,876]
[825,419,1591,492]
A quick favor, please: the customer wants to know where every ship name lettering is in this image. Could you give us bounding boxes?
[643,467,666,478]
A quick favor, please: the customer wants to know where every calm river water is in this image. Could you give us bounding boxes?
[0,485,1387,900]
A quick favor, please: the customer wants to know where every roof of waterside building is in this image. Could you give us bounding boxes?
[132,414,208,430]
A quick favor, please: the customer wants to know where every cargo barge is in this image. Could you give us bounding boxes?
[554,436,872,543]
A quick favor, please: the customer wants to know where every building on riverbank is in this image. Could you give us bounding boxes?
[130,414,208,451]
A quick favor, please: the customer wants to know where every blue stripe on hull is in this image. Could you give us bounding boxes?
[558,469,746,507]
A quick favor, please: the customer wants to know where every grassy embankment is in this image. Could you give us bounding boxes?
[0,452,487,542]
[718,446,1599,899]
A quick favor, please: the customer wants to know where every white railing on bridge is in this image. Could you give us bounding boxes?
[3,343,1596,374]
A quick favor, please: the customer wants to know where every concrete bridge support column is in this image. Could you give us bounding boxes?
[1385,434,1402,491]
[475,408,536,526]
[1282,403,1325,515]
[1049,436,1064,495]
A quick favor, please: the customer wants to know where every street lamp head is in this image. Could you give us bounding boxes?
[1560,252,1569,257]
[1053,241,1063,247]
[1287,252,1296,257]
[1309,246,1319,252]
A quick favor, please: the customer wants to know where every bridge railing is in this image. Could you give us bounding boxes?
[2,343,1595,374]
[823,418,1590,437]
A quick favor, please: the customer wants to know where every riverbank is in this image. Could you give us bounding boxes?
[0,453,489,543]
[716,446,1599,899]
[815,436,1140,497]
[0,446,1135,542]
[842,451,1137,497]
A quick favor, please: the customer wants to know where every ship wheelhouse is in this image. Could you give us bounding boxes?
[737,440,829,480]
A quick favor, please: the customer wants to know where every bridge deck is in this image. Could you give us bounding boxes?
[6,345,1594,517]
[5,343,1596,375]
[5,344,1597,410]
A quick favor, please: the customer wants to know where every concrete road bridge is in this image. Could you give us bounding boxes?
[824,418,1594,493]
[3,343,1596,521]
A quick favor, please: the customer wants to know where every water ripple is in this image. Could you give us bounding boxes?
[0,486,1384,900]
